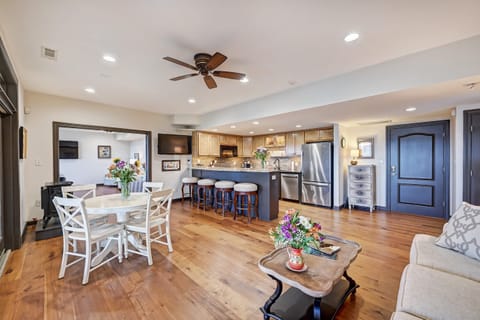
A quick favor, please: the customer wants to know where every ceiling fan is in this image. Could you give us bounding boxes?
[163,52,246,89]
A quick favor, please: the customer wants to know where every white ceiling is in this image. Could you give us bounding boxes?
[1,0,480,133]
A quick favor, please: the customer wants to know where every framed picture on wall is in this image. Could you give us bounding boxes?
[357,137,374,159]
[162,160,180,171]
[97,145,111,159]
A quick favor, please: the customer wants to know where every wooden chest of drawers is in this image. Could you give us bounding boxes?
[348,165,376,212]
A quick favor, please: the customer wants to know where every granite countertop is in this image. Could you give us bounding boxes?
[193,167,301,173]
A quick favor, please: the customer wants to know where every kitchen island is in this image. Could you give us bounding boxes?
[192,167,280,221]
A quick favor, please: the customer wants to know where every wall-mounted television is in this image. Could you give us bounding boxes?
[158,134,192,155]
[59,140,79,159]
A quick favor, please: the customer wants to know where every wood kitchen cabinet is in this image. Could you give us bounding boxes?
[219,135,237,146]
[286,131,304,155]
[252,135,265,151]
[304,127,333,143]
[241,136,252,157]
[198,132,220,156]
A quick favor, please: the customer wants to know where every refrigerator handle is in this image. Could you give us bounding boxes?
[302,181,330,187]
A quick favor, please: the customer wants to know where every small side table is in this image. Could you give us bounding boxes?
[258,236,361,320]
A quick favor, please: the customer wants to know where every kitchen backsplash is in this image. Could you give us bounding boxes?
[193,155,301,171]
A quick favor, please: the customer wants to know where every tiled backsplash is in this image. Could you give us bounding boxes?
[193,155,301,171]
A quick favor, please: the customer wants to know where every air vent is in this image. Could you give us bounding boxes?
[357,120,392,126]
[41,46,57,60]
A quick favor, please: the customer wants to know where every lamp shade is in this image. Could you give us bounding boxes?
[350,149,360,158]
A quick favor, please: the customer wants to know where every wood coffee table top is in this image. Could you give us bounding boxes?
[258,236,361,298]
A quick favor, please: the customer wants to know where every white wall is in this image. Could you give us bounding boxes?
[59,129,131,184]
[24,91,190,222]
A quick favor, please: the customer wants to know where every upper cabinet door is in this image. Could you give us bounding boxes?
[286,131,304,155]
[219,135,237,146]
[198,132,220,156]
[304,128,333,143]
[242,136,252,157]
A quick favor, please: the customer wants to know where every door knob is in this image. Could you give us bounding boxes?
[391,165,396,176]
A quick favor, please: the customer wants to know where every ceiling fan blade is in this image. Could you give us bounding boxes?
[170,73,199,81]
[206,52,227,71]
[163,56,198,71]
[212,71,246,80]
[204,75,217,89]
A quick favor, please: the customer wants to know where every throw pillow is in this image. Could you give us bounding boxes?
[436,202,480,261]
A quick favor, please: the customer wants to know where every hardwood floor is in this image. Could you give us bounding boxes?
[0,201,445,319]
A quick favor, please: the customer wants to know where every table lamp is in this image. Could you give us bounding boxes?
[350,149,360,165]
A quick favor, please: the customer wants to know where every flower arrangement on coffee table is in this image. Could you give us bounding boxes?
[269,208,324,270]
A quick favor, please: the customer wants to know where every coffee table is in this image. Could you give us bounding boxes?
[258,235,361,320]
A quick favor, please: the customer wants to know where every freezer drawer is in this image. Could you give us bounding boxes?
[301,181,332,207]
[281,173,299,201]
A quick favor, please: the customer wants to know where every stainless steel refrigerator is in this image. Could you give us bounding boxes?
[301,142,332,207]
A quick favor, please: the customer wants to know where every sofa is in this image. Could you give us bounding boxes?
[391,203,480,320]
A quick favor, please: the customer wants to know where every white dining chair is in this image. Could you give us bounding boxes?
[124,189,174,265]
[142,181,164,193]
[53,196,124,285]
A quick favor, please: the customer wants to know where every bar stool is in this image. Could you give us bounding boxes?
[181,177,198,205]
[214,180,235,216]
[197,179,216,211]
[233,183,259,223]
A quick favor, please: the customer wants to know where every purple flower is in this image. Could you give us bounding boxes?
[117,161,126,169]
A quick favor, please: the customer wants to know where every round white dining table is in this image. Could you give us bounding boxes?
[84,192,149,223]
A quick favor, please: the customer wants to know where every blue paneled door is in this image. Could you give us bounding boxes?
[387,121,449,218]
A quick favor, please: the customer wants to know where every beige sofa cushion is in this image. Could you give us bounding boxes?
[396,264,480,320]
[410,234,480,282]
[435,202,480,261]
[390,312,422,320]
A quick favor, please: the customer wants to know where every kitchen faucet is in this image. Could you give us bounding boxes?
[273,158,280,170]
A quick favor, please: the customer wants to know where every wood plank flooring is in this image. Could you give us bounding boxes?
[0,201,445,319]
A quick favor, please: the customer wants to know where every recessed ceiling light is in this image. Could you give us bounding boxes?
[405,107,417,112]
[252,121,260,125]
[102,54,116,63]
[344,32,360,43]
[268,128,275,132]
[295,124,302,128]
[249,131,255,134]
[188,98,196,104]
[240,76,249,83]
[230,125,236,129]
[84,87,95,94]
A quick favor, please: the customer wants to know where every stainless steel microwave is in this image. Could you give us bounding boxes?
[220,145,238,158]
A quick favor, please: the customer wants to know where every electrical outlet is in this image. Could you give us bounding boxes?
[34,160,41,166]
[35,200,41,207]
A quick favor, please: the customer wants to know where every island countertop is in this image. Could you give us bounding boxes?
[192,168,280,221]
[193,166,301,174]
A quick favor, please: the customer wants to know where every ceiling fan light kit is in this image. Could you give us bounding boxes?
[163,52,246,89]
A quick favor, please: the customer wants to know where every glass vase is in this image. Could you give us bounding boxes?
[287,247,305,271]
[120,180,130,199]
[261,159,266,169]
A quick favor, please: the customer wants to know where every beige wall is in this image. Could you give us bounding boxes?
[23,91,190,222]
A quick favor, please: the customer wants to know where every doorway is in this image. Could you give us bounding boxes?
[52,122,152,183]
[463,109,480,205]
[386,121,449,218]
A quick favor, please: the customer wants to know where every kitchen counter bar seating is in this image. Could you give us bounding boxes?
[196,179,216,211]
[233,183,258,223]
[181,177,198,205]
[214,180,235,216]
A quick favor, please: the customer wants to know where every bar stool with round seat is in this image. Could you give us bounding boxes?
[233,183,258,223]
[214,180,235,216]
[196,179,216,211]
[181,177,199,205]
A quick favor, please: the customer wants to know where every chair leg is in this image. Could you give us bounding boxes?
[82,244,91,285]
[58,236,69,279]
[181,183,185,205]
[146,233,153,266]
[233,193,237,220]
[166,221,173,252]
[247,195,252,224]
[117,235,123,263]
[124,230,129,259]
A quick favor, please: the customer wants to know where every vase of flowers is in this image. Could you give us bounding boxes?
[269,208,324,270]
[108,158,137,199]
[254,146,269,169]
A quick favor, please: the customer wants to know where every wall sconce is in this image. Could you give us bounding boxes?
[350,149,360,165]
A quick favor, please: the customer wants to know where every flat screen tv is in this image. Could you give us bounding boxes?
[158,134,192,155]
[59,140,79,159]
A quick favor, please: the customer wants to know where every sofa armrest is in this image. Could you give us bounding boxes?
[410,234,480,282]
[396,264,480,320]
